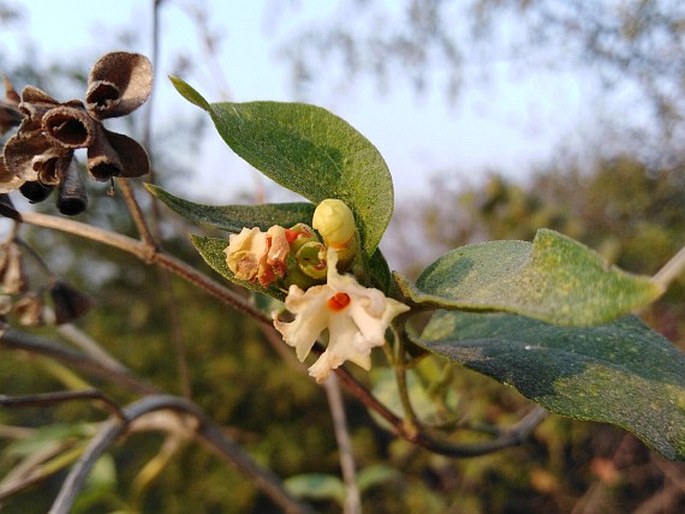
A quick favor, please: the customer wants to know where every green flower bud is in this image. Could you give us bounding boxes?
[285,223,320,253]
[296,241,328,281]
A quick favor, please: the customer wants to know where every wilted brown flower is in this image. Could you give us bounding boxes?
[12,292,44,327]
[0,52,153,214]
[49,280,93,325]
[0,75,21,136]
[0,241,27,295]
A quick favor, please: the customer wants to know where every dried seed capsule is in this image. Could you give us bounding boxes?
[19,181,54,203]
[56,160,87,215]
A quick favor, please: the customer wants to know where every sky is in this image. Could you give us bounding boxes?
[0,0,591,204]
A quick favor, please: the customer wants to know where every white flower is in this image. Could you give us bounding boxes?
[273,248,410,383]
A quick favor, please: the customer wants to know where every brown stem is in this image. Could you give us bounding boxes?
[48,395,315,514]
[18,209,270,324]
[324,374,361,514]
[116,179,157,248]
[0,390,124,419]
[0,329,159,396]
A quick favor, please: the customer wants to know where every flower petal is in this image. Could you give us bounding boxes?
[42,104,96,148]
[87,128,149,180]
[19,86,59,131]
[0,104,22,136]
[3,75,20,105]
[0,156,24,193]
[21,85,58,105]
[225,227,268,281]
[86,52,152,118]
[34,153,74,187]
[275,283,331,361]
[3,131,69,183]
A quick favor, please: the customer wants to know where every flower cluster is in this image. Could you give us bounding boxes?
[225,199,409,383]
[0,52,152,215]
[225,222,327,289]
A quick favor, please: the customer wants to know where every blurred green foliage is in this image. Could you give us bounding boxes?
[1,2,684,508]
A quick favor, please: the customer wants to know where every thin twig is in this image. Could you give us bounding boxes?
[18,209,271,325]
[48,416,123,514]
[14,235,55,279]
[116,179,157,248]
[49,395,316,514]
[0,329,159,396]
[324,374,361,514]
[0,390,123,419]
[154,251,271,325]
[18,210,155,262]
[653,244,685,290]
[393,330,419,433]
[334,364,547,458]
[414,406,548,458]
[0,437,87,501]
[57,323,128,373]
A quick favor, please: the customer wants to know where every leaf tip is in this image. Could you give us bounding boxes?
[168,76,210,110]
[143,182,159,196]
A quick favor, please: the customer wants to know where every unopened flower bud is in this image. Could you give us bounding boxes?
[19,181,54,203]
[313,199,356,248]
[295,241,328,281]
[312,199,360,269]
[285,223,319,253]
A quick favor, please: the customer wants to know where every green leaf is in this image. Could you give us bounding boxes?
[205,100,394,255]
[168,76,210,110]
[411,310,685,460]
[357,464,401,492]
[397,229,662,326]
[368,249,392,294]
[7,423,93,457]
[148,184,315,232]
[284,473,345,504]
[370,362,458,427]
[191,235,285,300]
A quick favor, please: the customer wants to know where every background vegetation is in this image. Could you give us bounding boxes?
[1,1,685,512]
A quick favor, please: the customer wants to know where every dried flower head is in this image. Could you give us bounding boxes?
[0,242,27,295]
[0,75,21,136]
[0,52,153,214]
[50,280,93,325]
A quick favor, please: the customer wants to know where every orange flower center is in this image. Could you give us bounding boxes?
[327,292,351,311]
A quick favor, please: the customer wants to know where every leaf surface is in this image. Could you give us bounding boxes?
[149,184,314,232]
[397,229,662,326]
[206,100,394,255]
[411,310,685,460]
